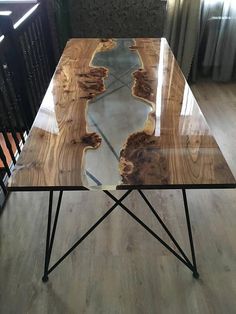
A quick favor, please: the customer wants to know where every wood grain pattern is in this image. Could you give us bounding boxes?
[119,38,236,187]
[8,39,114,189]
[8,38,236,190]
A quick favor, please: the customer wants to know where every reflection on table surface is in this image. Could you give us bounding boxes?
[8,38,236,190]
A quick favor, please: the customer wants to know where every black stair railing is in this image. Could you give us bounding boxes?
[0,3,56,208]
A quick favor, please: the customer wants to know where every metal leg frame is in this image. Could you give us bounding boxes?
[42,188,199,282]
[42,190,132,282]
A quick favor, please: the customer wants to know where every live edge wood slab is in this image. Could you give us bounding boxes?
[8,38,236,191]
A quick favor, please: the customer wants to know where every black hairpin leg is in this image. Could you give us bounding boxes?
[42,189,132,282]
[182,189,199,278]
[42,188,199,282]
[104,189,199,279]
[42,190,63,282]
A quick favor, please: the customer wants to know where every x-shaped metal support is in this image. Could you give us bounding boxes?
[42,189,199,282]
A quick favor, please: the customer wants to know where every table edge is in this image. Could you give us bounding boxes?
[7,183,236,192]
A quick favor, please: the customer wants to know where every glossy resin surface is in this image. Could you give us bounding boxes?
[8,38,236,190]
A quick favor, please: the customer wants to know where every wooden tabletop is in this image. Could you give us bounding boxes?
[8,38,236,191]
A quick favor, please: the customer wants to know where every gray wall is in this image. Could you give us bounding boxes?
[69,0,167,38]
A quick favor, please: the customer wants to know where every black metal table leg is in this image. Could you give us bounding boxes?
[42,190,63,282]
[41,188,199,281]
[104,190,200,279]
[182,189,199,278]
[42,191,53,282]
[42,190,132,282]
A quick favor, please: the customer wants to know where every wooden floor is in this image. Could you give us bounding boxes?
[1,81,236,314]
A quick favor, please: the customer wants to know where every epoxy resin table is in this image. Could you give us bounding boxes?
[8,39,236,282]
